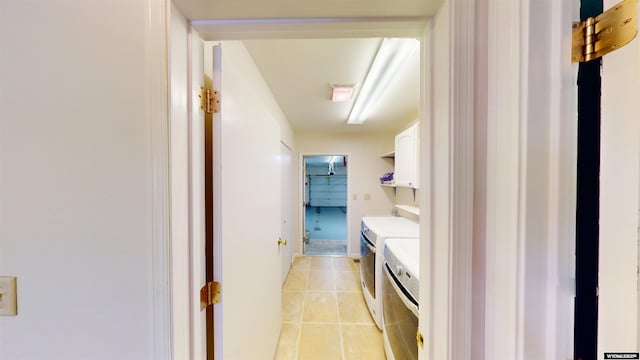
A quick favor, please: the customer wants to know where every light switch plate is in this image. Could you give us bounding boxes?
[0,276,17,316]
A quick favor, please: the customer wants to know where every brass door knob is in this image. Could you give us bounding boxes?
[278,238,287,246]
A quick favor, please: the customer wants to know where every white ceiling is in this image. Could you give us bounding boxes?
[243,38,420,133]
[173,0,434,133]
[172,0,442,20]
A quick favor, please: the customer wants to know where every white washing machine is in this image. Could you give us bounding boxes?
[359,216,419,329]
[382,237,420,360]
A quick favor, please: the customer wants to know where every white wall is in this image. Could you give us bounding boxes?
[394,187,420,208]
[295,132,395,257]
[0,1,166,359]
[598,0,640,353]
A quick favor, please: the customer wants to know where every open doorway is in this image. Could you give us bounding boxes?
[303,155,348,255]
[181,25,423,358]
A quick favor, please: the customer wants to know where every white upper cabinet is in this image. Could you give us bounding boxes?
[394,122,419,188]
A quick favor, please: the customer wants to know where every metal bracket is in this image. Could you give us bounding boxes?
[200,281,221,311]
[416,330,425,349]
[572,0,638,62]
[199,87,220,114]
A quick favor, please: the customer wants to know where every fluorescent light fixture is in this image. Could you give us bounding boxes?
[331,84,355,102]
[347,38,419,125]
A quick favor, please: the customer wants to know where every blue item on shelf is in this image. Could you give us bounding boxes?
[380,172,394,184]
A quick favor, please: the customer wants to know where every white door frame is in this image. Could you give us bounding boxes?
[166,5,478,360]
[148,0,172,359]
[477,0,577,359]
[159,0,579,359]
[416,0,477,358]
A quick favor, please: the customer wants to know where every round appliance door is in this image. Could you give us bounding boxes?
[382,262,418,360]
[360,233,376,298]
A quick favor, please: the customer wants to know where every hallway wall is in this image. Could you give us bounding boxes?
[598,0,640,350]
[0,1,161,359]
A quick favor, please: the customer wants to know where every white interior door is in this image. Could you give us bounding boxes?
[211,42,282,359]
[280,143,293,284]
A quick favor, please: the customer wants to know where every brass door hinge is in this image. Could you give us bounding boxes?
[572,0,638,62]
[416,330,425,349]
[199,87,220,114]
[200,281,221,311]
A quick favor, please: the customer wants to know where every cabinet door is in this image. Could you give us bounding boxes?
[394,123,419,187]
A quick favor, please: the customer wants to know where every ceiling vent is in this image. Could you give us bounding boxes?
[330,84,356,102]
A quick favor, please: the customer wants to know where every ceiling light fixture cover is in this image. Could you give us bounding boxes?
[330,84,356,102]
[347,38,419,125]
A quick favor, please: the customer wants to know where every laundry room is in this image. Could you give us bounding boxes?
[167,2,438,357]
[204,37,420,359]
[242,37,422,359]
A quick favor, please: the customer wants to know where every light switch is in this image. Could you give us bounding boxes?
[0,276,17,316]
[364,193,371,200]
[353,193,358,200]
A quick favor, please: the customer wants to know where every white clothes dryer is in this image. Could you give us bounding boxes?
[359,216,419,329]
[382,237,420,360]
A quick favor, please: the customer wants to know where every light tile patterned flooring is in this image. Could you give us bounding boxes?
[275,256,386,360]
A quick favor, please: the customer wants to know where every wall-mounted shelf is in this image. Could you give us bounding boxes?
[380,183,418,201]
[395,205,420,218]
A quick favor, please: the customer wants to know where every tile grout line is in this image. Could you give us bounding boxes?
[294,320,374,325]
[333,261,347,360]
[281,256,380,359]
[296,261,311,359]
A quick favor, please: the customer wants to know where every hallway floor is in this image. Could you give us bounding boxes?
[275,256,385,359]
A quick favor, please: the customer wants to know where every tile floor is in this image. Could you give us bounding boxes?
[275,256,386,360]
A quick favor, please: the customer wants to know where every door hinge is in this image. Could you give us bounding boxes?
[199,86,220,114]
[200,281,221,311]
[572,0,637,62]
[416,330,425,349]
